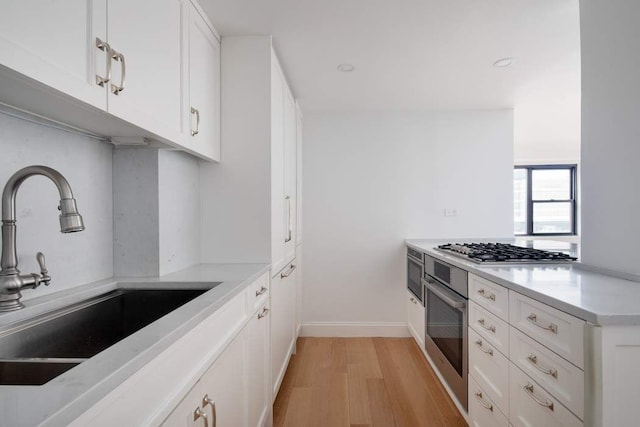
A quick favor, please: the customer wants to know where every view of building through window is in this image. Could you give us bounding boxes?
[514,165,577,235]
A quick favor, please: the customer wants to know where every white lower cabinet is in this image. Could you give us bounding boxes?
[271,261,297,397]
[510,363,582,427]
[407,290,425,347]
[509,327,584,419]
[162,331,246,427]
[467,274,586,427]
[469,376,509,427]
[248,302,272,427]
[469,327,510,416]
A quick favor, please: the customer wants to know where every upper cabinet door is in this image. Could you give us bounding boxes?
[271,59,285,274]
[106,0,184,143]
[283,88,297,262]
[295,102,303,246]
[187,4,221,161]
[0,0,107,109]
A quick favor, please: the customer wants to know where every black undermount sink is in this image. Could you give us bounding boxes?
[0,287,214,385]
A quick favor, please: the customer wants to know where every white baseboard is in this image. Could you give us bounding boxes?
[300,322,411,337]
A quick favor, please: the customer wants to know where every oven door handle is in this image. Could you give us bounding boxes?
[422,277,466,309]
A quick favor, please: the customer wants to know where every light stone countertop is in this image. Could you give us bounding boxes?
[406,239,640,326]
[0,263,270,427]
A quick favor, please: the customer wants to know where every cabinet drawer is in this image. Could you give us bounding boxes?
[249,272,270,311]
[510,327,584,419]
[469,376,509,427]
[510,363,582,427]
[469,274,509,321]
[469,301,509,356]
[469,327,510,416]
[509,292,585,368]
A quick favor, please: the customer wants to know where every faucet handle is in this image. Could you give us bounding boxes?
[36,252,51,285]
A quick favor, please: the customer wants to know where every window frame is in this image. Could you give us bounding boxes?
[514,164,578,236]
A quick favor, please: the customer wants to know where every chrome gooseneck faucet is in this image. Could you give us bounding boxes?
[0,166,85,312]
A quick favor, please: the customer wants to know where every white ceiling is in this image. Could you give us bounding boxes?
[199,0,581,113]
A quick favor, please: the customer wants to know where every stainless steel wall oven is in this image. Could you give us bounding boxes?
[407,247,425,305]
[423,254,468,410]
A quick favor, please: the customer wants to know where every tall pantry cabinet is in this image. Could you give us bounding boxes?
[199,35,301,400]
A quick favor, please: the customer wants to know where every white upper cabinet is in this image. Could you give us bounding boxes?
[0,0,107,109]
[0,0,221,160]
[283,86,297,262]
[106,0,184,143]
[185,1,221,161]
[271,59,286,274]
[271,55,297,274]
[295,102,303,246]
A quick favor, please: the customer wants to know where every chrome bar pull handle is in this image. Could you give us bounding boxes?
[284,195,292,242]
[95,37,112,86]
[110,49,126,95]
[255,286,267,297]
[258,307,269,319]
[477,288,496,301]
[527,354,558,378]
[474,391,494,412]
[523,383,554,411]
[477,318,496,333]
[191,107,200,136]
[526,313,558,334]
[193,407,209,427]
[474,339,493,356]
[202,395,216,427]
[280,264,296,279]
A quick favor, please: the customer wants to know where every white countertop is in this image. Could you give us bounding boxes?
[0,263,270,427]
[406,239,640,326]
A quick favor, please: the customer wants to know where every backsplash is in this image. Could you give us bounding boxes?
[0,112,114,300]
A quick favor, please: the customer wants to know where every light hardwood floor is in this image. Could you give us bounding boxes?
[273,337,468,427]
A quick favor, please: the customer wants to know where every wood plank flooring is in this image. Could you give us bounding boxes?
[273,337,468,427]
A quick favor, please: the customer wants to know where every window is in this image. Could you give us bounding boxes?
[514,165,577,236]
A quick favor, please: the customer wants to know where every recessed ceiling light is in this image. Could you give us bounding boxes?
[493,58,515,68]
[337,63,355,72]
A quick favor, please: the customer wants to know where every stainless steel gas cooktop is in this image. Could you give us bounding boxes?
[436,242,578,264]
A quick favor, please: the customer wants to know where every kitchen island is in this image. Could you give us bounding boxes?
[407,238,640,427]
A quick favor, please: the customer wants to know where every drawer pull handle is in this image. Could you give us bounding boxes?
[474,391,494,412]
[527,354,558,378]
[474,339,493,356]
[194,407,209,427]
[477,318,496,333]
[477,288,496,301]
[256,286,268,297]
[203,395,217,427]
[524,383,554,411]
[258,307,269,319]
[281,264,296,278]
[526,313,558,334]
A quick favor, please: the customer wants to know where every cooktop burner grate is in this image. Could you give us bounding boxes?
[436,242,577,263]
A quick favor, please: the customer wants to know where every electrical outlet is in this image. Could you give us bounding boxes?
[444,208,457,217]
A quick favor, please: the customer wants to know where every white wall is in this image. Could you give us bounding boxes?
[513,47,581,165]
[580,0,640,274]
[0,112,113,300]
[302,110,513,327]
